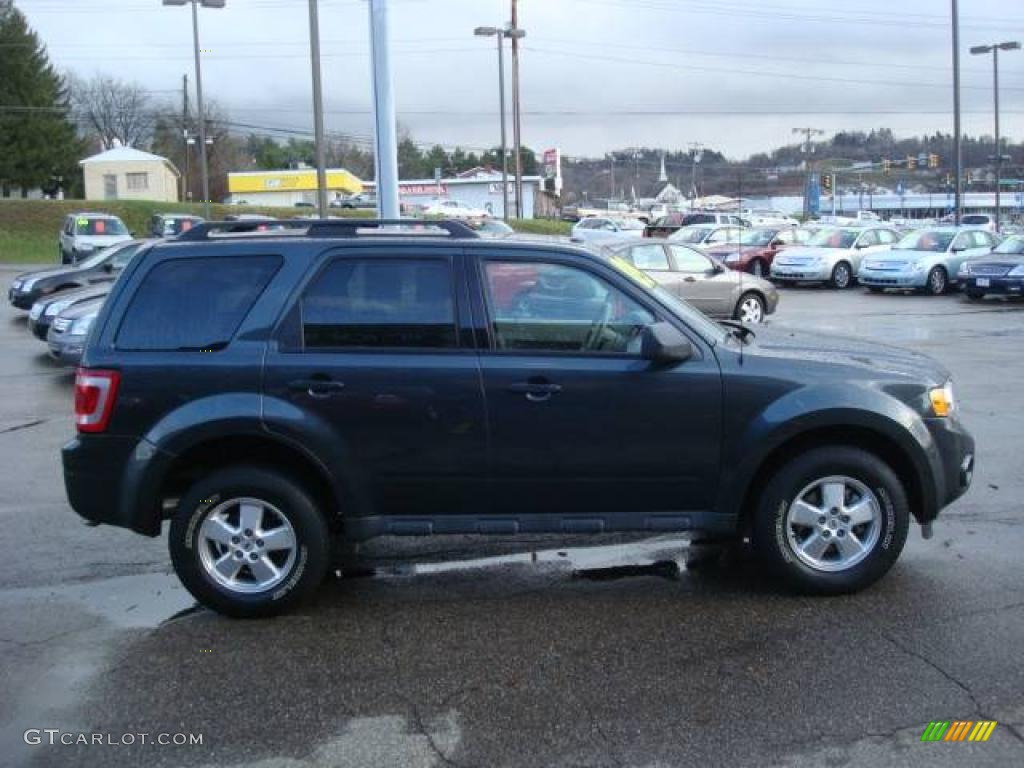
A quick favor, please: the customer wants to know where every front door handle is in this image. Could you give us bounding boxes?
[684,276,697,282]
[288,377,345,399]
[507,380,562,402]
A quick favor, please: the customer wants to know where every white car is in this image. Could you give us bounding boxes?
[58,213,132,265]
[770,226,901,289]
[420,199,491,219]
[667,225,744,251]
[744,209,800,228]
[570,216,646,245]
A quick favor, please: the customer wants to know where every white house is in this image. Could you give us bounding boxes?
[80,147,181,203]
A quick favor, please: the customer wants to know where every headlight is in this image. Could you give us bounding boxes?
[21,278,37,292]
[929,380,956,417]
[29,302,45,320]
[11,279,23,291]
[44,299,70,317]
[958,262,970,276]
[70,314,95,336]
[1009,264,1024,277]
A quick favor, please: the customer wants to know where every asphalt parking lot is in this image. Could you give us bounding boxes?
[1,264,1022,768]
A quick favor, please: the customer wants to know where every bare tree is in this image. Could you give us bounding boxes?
[69,74,155,150]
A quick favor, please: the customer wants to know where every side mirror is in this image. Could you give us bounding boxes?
[641,322,694,364]
[102,262,114,273]
[951,245,965,253]
[855,242,869,249]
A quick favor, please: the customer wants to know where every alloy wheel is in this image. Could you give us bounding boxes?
[738,295,764,324]
[783,475,882,572]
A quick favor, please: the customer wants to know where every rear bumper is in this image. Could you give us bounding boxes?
[62,434,169,536]
[963,276,1024,295]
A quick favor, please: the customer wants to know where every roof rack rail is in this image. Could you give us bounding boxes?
[175,218,480,241]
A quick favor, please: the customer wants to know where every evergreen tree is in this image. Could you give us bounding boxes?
[0,3,81,195]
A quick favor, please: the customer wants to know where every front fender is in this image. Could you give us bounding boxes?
[719,383,943,522]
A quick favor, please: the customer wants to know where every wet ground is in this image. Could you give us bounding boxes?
[1,264,1023,767]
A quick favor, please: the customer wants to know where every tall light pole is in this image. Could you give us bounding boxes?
[163,0,224,220]
[308,0,328,218]
[368,0,400,219]
[970,40,1020,232]
[474,26,510,221]
[952,0,963,224]
[510,0,526,219]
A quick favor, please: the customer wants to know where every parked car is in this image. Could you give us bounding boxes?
[667,225,744,251]
[958,234,1024,299]
[570,216,646,245]
[743,209,800,228]
[469,219,516,238]
[28,283,111,341]
[960,214,997,233]
[47,297,104,366]
[63,218,974,617]
[704,227,810,277]
[58,212,132,264]
[857,228,999,295]
[605,239,778,323]
[148,214,204,238]
[770,226,901,288]
[420,199,491,218]
[9,239,149,311]
[645,211,746,238]
[330,193,377,210]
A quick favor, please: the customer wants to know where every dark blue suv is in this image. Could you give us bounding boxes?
[62,220,975,617]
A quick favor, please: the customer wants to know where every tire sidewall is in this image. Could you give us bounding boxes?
[831,261,852,289]
[736,292,765,324]
[927,267,947,296]
[753,448,909,594]
[169,466,329,618]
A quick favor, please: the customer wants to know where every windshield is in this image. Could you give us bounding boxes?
[670,226,713,244]
[606,255,726,342]
[739,229,777,246]
[76,217,128,236]
[74,243,124,269]
[993,235,1024,255]
[806,228,858,249]
[895,230,955,252]
[614,218,645,231]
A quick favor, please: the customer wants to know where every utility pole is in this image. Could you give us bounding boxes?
[793,127,824,218]
[510,0,524,218]
[368,0,400,219]
[308,0,328,218]
[952,0,963,225]
[182,74,190,203]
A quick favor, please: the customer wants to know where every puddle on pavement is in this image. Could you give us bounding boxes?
[359,535,696,582]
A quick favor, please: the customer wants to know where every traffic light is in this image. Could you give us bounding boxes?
[906,155,917,170]
[882,159,891,174]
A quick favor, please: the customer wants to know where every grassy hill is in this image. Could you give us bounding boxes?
[0,199,570,263]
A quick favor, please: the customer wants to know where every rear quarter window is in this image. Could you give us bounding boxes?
[115,255,281,350]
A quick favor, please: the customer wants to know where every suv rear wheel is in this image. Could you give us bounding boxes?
[169,465,329,618]
[751,447,909,594]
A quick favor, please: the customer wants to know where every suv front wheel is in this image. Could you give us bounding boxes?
[169,465,330,618]
[751,447,909,594]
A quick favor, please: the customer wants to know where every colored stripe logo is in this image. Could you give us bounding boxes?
[920,721,997,742]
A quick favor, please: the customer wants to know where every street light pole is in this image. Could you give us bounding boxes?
[510,0,523,219]
[163,0,224,220]
[474,26,510,221]
[952,0,962,225]
[970,41,1020,232]
[368,0,400,219]
[308,0,328,219]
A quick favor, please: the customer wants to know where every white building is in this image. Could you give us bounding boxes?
[80,147,181,202]
[367,170,544,219]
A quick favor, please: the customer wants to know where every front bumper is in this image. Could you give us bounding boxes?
[924,414,975,519]
[27,316,52,340]
[963,275,1024,295]
[47,334,86,366]
[770,265,831,282]
[858,270,926,288]
[8,287,38,310]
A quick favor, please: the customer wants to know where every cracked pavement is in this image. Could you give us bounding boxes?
[0,265,1022,767]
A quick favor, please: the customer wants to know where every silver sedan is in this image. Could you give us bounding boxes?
[605,240,779,323]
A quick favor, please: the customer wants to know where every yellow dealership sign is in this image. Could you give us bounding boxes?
[227,169,363,195]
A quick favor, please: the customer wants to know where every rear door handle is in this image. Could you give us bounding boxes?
[507,381,562,402]
[288,378,345,399]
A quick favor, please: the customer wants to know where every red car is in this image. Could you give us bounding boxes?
[704,227,810,277]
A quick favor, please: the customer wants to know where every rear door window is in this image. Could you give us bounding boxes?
[115,255,281,350]
[299,258,456,350]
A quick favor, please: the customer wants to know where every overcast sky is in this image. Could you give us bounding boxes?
[17,0,1024,162]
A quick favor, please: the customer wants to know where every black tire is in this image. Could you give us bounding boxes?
[169,465,330,618]
[828,261,853,289]
[965,288,985,301]
[750,446,909,595]
[924,266,948,296]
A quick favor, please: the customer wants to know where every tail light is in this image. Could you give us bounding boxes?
[74,368,120,433]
